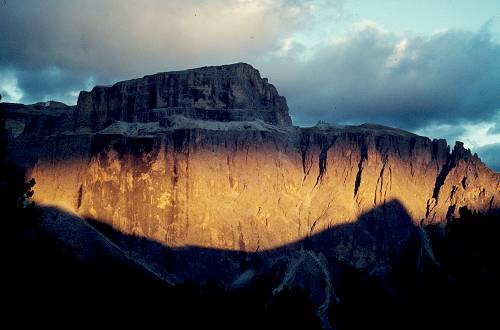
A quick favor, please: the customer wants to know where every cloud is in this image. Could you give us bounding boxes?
[0,71,23,102]
[486,111,500,135]
[416,120,500,155]
[474,143,500,171]
[0,0,331,103]
[261,22,500,130]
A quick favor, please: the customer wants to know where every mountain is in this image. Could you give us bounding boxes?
[74,62,292,129]
[3,63,499,328]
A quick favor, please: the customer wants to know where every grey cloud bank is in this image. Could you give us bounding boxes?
[264,23,500,130]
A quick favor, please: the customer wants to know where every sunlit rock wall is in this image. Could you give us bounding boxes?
[15,122,499,260]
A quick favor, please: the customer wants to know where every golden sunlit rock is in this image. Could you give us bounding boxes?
[24,122,499,255]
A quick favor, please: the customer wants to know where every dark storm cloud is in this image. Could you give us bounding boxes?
[487,112,500,135]
[474,143,500,171]
[263,23,500,130]
[13,67,91,104]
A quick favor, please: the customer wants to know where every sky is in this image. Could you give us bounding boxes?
[1,0,499,170]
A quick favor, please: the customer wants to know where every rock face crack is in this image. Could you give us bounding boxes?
[432,142,467,201]
[432,160,454,201]
[374,155,389,205]
[354,139,368,197]
[300,135,313,179]
[76,184,83,209]
[426,198,437,219]
[461,176,467,189]
[315,141,334,187]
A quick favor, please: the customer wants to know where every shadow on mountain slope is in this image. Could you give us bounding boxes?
[4,193,499,329]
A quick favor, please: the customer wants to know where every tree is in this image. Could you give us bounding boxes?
[0,94,38,232]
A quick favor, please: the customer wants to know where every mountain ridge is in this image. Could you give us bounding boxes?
[4,63,499,292]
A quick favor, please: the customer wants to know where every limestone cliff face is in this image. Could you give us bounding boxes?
[9,121,498,272]
[5,64,499,286]
[74,63,292,129]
